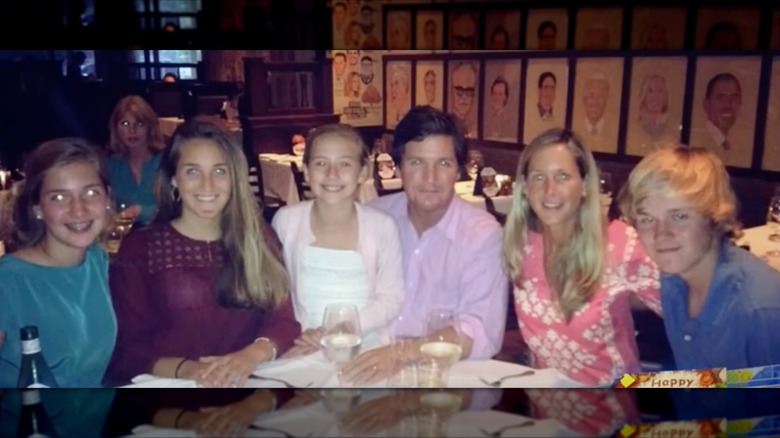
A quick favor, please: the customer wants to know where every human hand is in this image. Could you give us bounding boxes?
[197,347,262,388]
[281,328,323,358]
[339,345,399,385]
[281,389,322,410]
[338,392,414,436]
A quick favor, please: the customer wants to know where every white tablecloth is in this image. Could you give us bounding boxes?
[122,348,582,389]
[455,180,513,214]
[158,117,185,139]
[258,153,378,205]
[735,224,780,270]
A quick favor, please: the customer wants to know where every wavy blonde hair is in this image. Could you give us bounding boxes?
[107,95,164,155]
[154,117,289,309]
[502,128,605,321]
[617,145,741,238]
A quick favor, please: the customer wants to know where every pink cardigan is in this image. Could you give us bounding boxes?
[271,201,405,345]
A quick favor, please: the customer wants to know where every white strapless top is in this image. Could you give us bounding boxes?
[298,245,380,347]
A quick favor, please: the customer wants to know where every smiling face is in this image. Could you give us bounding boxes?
[539,76,556,110]
[36,160,109,253]
[634,193,719,281]
[116,112,149,152]
[704,77,742,134]
[643,76,668,114]
[305,134,367,206]
[523,143,584,235]
[173,138,232,224]
[400,135,459,220]
[333,55,346,77]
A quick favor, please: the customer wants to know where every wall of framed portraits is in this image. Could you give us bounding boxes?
[379,51,780,176]
[331,2,780,51]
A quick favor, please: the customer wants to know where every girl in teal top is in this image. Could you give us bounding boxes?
[0,137,117,388]
[106,95,165,225]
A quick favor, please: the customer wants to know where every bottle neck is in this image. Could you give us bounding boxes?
[21,338,41,355]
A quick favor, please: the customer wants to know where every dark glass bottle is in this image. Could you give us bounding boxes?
[16,389,59,438]
[17,326,59,389]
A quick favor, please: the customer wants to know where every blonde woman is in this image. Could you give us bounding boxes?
[106,95,165,225]
[618,146,780,370]
[105,117,300,388]
[502,128,660,387]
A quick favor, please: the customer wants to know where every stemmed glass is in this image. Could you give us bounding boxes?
[319,303,362,385]
[599,171,614,219]
[418,309,463,388]
[766,195,780,257]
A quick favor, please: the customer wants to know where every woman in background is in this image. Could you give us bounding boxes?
[105,117,300,388]
[502,128,661,387]
[106,95,164,225]
[0,138,116,387]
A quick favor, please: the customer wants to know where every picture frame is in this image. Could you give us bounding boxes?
[694,7,761,50]
[771,9,780,50]
[386,10,413,50]
[574,7,624,50]
[484,9,521,50]
[482,59,521,143]
[688,55,762,169]
[571,57,625,154]
[385,60,412,130]
[630,7,687,50]
[525,8,568,50]
[523,57,570,145]
[448,10,480,50]
[762,57,780,171]
[447,59,481,139]
[624,56,688,157]
[415,60,444,110]
[415,10,444,50]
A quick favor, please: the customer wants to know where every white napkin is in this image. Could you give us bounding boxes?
[448,360,585,388]
[123,374,200,388]
[251,351,334,387]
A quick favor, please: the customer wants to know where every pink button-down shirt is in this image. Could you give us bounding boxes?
[514,220,661,386]
[369,193,508,359]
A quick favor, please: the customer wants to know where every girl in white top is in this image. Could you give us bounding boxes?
[272,124,405,360]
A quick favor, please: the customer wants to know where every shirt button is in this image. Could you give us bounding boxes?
[414,249,420,255]
[683,335,692,341]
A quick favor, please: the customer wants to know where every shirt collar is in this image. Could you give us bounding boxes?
[705,120,728,146]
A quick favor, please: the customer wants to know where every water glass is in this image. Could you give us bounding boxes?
[418,309,463,388]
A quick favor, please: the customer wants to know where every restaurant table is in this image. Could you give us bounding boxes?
[258,153,378,205]
[121,349,583,390]
[158,117,185,139]
[454,180,513,214]
[735,224,780,271]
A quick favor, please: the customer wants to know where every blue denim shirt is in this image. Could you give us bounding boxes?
[661,239,780,370]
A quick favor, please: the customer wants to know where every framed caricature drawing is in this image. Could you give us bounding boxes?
[415,60,444,110]
[630,7,687,50]
[688,56,761,169]
[385,60,412,130]
[447,60,481,139]
[525,8,568,50]
[695,7,761,50]
[482,59,521,143]
[762,57,780,172]
[415,10,444,50]
[574,7,623,50]
[485,9,521,50]
[386,10,413,50]
[571,57,624,154]
[625,57,687,157]
[523,58,569,145]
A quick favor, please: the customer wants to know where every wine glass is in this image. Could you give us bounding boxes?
[766,195,780,257]
[319,302,362,385]
[599,171,614,219]
[418,309,463,388]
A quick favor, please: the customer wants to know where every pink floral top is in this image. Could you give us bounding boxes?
[513,220,661,386]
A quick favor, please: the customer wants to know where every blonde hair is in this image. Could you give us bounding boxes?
[303,123,370,168]
[617,145,741,238]
[154,117,289,309]
[502,128,605,321]
[108,95,164,155]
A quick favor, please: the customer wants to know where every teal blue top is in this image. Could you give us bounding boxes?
[107,153,161,225]
[0,244,117,388]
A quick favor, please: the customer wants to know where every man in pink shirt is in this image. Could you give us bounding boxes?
[341,105,508,384]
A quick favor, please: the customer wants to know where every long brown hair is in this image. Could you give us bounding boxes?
[154,117,289,309]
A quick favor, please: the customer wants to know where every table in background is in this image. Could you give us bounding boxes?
[258,153,378,205]
[735,224,780,271]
